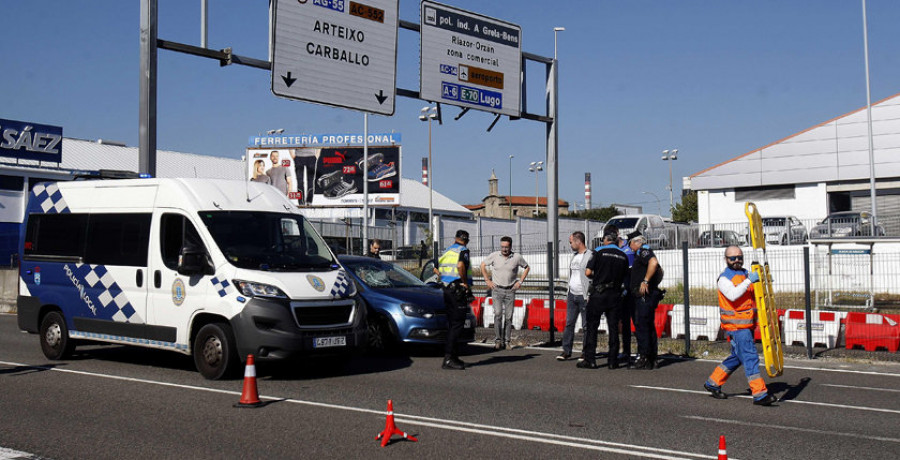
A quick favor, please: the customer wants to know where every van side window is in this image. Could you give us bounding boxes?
[160,214,206,270]
[24,214,88,259]
[85,214,152,267]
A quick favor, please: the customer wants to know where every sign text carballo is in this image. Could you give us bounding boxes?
[420,1,522,117]
[0,118,63,163]
[272,0,399,116]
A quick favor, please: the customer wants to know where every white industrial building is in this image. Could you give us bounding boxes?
[688,92,900,229]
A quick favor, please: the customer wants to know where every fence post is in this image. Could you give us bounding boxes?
[682,241,691,356]
[804,246,813,359]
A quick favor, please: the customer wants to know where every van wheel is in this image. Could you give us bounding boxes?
[40,311,75,360]
[193,323,239,380]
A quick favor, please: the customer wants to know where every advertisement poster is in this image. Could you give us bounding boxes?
[246,133,401,207]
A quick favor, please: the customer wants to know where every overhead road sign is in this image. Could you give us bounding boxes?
[419,1,522,117]
[272,0,399,115]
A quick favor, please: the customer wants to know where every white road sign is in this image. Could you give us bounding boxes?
[272,0,399,115]
[420,1,522,117]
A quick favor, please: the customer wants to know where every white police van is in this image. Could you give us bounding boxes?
[16,178,365,379]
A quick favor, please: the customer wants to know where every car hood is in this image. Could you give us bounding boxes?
[361,286,446,310]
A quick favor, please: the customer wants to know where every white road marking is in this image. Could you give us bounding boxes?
[0,361,718,460]
[682,415,900,444]
[0,446,40,459]
[632,385,900,415]
[820,383,900,393]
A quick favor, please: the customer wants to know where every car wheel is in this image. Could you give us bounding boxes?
[193,322,239,380]
[40,311,75,360]
[366,315,395,352]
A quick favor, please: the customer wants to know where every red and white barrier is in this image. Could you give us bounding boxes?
[669,304,722,341]
[845,312,900,353]
[783,309,844,348]
[482,297,527,330]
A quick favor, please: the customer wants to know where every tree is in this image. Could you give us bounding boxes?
[568,205,620,222]
[672,191,698,222]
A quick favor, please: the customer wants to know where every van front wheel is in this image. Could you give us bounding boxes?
[40,311,74,360]
[193,323,239,380]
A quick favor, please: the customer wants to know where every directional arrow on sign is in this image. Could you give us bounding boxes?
[375,90,388,105]
[282,72,297,88]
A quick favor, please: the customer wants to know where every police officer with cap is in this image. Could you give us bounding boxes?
[434,230,473,370]
[628,230,664,369]
[579,230,629,369]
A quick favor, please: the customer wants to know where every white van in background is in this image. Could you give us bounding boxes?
[17,178,366,379]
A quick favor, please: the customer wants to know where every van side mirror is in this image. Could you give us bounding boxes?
[178,250,213,276]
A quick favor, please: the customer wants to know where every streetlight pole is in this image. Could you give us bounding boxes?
[661,149,678,216]
[529,161,544,216]
[642,191,662,216]
[508,154,514,219]
[419,105,438,249]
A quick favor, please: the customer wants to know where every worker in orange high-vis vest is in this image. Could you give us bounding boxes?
[704,246,778,406]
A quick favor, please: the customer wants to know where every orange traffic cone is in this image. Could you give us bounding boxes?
[234,354,264,408]
[717,435,727,460]
[375,400,418,447]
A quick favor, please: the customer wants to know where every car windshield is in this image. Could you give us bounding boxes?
[762,218,786,226]
[342,258,427,289]
[607,217,638,228]
[199,211,336,271]
[822,214,859,224]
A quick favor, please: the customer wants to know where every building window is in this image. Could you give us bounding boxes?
[735,185,795,201]
[0,175,24,191]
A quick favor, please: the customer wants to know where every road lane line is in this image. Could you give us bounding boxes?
[0,446,41,460]
[0,361,717,459]
[820,383,900,393]
[682,415,900,444]
[632,385,900,415]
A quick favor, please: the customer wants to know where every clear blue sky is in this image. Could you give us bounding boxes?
[4,1,900,214]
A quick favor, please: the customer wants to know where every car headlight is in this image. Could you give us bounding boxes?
[234,280,287,299]
[402,303,435,319]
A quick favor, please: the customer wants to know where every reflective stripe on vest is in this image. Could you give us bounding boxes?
[718,270,756,331]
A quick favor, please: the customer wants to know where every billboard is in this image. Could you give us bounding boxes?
[246,133,401,207]
[0,118,63,163]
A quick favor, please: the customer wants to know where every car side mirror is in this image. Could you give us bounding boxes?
[178,250,213,276]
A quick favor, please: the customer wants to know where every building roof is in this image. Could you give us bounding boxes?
[399,179,472,217]
[491,195,570,207]
[690,91,900,190]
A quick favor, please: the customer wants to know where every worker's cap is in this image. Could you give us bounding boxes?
[627,231,643,240]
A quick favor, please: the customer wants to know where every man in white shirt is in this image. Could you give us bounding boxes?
[557,231,592,361]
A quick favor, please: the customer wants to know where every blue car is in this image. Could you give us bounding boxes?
[338,255,476,350]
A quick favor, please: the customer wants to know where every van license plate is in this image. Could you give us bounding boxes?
[314,336,346,348]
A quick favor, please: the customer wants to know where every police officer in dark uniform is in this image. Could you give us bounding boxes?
[433,230,473,370]
[579,231,629,369]
[628,231,664,370]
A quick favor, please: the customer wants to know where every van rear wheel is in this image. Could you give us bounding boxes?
[193,323,239,380]
[40,311,75,360]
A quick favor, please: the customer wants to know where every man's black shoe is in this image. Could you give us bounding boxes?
[704,384,728,400]
[753,394,778,406]
[442,358,465,370]
[556,353,571,361]
[608,360,620,369]
[576,360,598,369]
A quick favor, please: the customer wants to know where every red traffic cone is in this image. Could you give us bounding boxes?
[234,354,264,408]
[717,435,727,460]
[375,400,418,447]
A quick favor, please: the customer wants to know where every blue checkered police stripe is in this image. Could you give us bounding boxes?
[70,330,188,351]
[330,269,351,298]
[75,263,141,323]
[31,182,70,214]
[211,276,232,297]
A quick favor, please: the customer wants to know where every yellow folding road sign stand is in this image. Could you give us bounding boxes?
[744,202,784,377]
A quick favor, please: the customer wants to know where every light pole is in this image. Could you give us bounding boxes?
[419,105,438,247]
[529,161,544,216]
[554,27,565,62]
[661,149,678,216]
[508,154,514,219]
[642,191,662,216]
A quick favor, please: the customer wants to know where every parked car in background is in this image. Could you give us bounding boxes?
[809,211,885,238]
[602,214,676,249]
[697,230,745,247]
[760,215,808,245]
[338,255,475,351]
[379,246,418,261]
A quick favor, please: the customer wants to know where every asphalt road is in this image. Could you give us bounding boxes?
[1,313,899,460]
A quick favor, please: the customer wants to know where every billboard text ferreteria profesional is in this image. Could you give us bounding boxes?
[247,133,401,207]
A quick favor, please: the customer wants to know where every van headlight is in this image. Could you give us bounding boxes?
[402,303,434,319]
[234,280,287,299]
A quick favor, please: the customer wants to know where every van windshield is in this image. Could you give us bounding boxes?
[607,217,638,228]
[199,211,336,271]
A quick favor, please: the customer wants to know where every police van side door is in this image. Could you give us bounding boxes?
[146,211,213,348]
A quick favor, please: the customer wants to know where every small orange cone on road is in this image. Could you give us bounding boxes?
[234,354,264,408]
[717,435,728,460]
[375,400,418,447]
